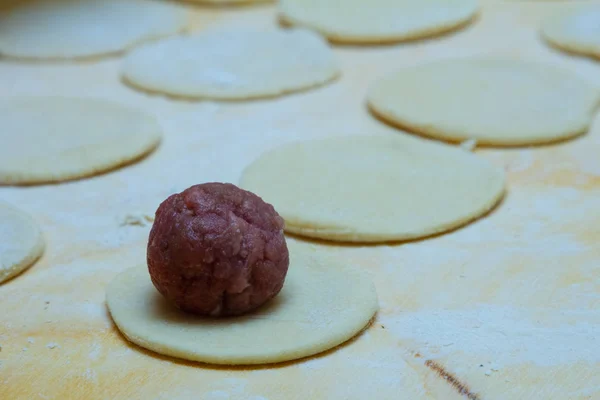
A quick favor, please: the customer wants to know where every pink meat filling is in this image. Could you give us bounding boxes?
[147,183,289,317]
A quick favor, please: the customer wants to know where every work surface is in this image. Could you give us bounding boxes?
[1,1,600,399]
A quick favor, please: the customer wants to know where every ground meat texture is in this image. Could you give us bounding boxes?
[147,183,289,317]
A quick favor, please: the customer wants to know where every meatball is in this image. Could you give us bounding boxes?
[147,183,289,317]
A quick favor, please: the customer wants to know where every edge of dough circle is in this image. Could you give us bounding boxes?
[278,0,479,44]
[367,59,600,146]
[240,135,506,243]
[0,202,45,284]
[0,0,189,60]
[106,249,379,365]
[541,6,600,60]
[0,97,162,185]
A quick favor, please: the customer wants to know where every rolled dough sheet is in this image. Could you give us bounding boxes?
[0,202,44,284]
[0,0,188,60]
[278,0,479,44]
[367,59,600,146]
[121,29,340,100]
[106,250,378,365]
[0,97,162,185]
[541,6,600,60]
[240,135,505,243]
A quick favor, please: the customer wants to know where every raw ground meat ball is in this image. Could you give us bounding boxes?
[147,183,289,317]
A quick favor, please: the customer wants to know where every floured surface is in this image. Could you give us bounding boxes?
[368,59,600,145]
[0,202,44,283]
[542,6,600,59]
[0,97,162,184]
[107,250,378,364]
[241,135,505,242]
[0,0,189,60]
[279,0,478,44]
[122,29,339,100]
[0,2,599,399]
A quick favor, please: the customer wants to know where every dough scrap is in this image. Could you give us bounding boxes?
[240,135,505,243]
[278,0,478,44]
[541,6,600,60]
[122,29,339,100]
[0,0,188,60]
[106,248,378,365]
[460,138,478,152]
[0,97,162,185]
[0,202,44,284]
[120,214,154,227]
[368,59,600,146]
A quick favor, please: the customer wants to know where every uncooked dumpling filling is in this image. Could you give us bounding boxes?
[147,183,289,317]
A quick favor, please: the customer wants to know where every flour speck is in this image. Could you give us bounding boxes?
[89,342,102,361]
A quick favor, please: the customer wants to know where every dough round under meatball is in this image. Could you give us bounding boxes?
[147,183,289,317]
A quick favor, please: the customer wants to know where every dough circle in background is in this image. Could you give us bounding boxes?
[0,202,44,284]
[122,29,340,100]
[106,249,378,365]
[367,59,600,146]
[0,97,162,185]
[278,0,478,44]
[185,0,271,3]
[0,0,188,60]
[240,135,505,243]
[541,6,600,60]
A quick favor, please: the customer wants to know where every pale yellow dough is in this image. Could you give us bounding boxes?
[240,135,505,243]
[0,97,162,185]
[106,250,378,365]
[122,29,340,100]
[0,202,44,284]
[541,6,600,60]
[0,0,188,60]
[278,0,479,44]
[368,59,600,146]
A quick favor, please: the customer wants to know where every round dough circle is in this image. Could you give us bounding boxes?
[541,6,600,60]
[122,29,340,100]
[240,135,505,243]
[0,202,44,284]
[106,251,378,365]
[0,0,188,60]
[367,59,600,146]
[0,97,162,185]
[278,0,479,44]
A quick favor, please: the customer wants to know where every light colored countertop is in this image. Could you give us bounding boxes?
[1,1,599,399]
